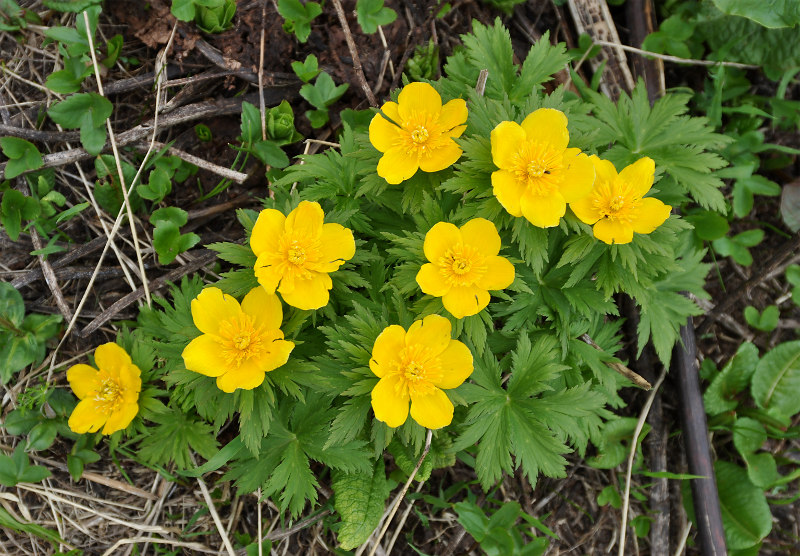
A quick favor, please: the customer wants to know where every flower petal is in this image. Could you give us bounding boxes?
[285,201,324,238]
[68,399,104,434]
[101,403,138,435]
[241,286,283,331]
[476,256,515,291]
[397,82,442,121]
[409,388,454,429]
[590,155,618,184]
[520,191,566,228]
[619,157,656,197]
[569,192,602,225]
[442,286,490,318]
[250,209,285,256]
[434,340,473,389]
[460,218,501,257]
[490,121,526,169]
[216,359,266,393]
[312,222,355,272]
[66,364,100,400]
[416,263,451,297]
[406,314,452,357]
[370,325,406,378]
[377,146,419,184]
[439,98,468,131]
[593,218,634,245]
[423,222,461,263]
[191,287,241,335]
[520,108,569,152]
[118,363,142,403]
[418,140,462,173]
[369,110,402,153]
[632,197,672,234]
[279,272,331,310]
[371,374,410,428]
[261,339,294,372]
[491,169,525,217]
[559,151,595,203]
[182,334,228,377]
[94,343,131,376]
[254,254,282,294]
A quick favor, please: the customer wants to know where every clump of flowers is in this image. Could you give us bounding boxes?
[490,108,595,227]
[570,156,672,245]
[250,200,355,310]
[67,343,141,435]
[369,81,468,184]
[416,218,515,318]
[182,286,295,393]
[369,315,473,429]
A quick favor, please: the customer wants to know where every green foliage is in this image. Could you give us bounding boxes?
[67,435,101,481]
[239,101,299,168]
[704,342,759,416]
[0,137,43,179]
[137,154,197,203]
[786,264,800,305]
[138,407,219,469]
[332,458,389,550]
[743,305,779,332]
[172,0,236,33]
[0,0,42,32]
[300,72,350,128]
[291,54,320,83]
[405,39,440,82]
[1,187,40,241]
[714,461,772,550]
[42,0,100,12]
[0,445,51,486]
[641,15,695,58]
[750,340,800,423]
[712,228,763,266]
[150,207,201,265]
[277,0,322,43]
[587,417,649,469]
[711,0,800,29]
[0,283,61,384]
[47,93,113,155]
[454,499,550,555]
[356,0,397,34]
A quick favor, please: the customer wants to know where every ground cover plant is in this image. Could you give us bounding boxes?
[1,0,799,554]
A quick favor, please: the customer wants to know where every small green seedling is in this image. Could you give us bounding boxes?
[641,15,696,59]
[786,264,800,305]
[356,0,397,34]
[712,229,764,266]
[150,207,201,265]
[743,305,779,332]
[291,54,320,83]
[172,0,236,33]
[194,123,213,142]
[454,499,552,555]
[47,92,113,155]
[1,137,43,180]
[137,155,197,203]
[0,283,62,384]
[0,445,51,487]
[0,0,43,31]
[238,101,295,167]
[278,0,321,43]
[300,71,349,128]
[405,39,439,81]
[94,154,141,215]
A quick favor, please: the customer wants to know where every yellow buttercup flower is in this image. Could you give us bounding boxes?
[369,82,468,184]
[67,343,141,435]
[250,201,355,310]
[490,108,595,228]
[370,315,473,429]
[182,286,295,393]
[416,218,515,319]
[570,156,672,245]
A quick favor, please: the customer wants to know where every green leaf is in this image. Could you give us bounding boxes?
[1,189,41,241]
[684,210,729,240]
[47,93,112,155]
[704,342,759,415]
[300,72,349,111]
[333,458,388,550]
[2,408,41,435]
[356,0,397,34]
[1,137,43,179]
[150,207,200,264]
[0,282,26,329]
[291,54,320,83]
[781,181,800,232]
[751,340,800,421]
[0,505,63,546]
[711,0,800,28]
[42,0,101,12]
[26,420,58,451]
[138,408,219,470]
[250,140,290,168]
[0,334,39,383]
[743,305,779,332]
[715,460,772,550]
[277,0,322,43]
[597,485,622,509]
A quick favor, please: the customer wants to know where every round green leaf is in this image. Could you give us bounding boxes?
[751,340,800,421]
[716,460,772,550]
[732,417,765,456]
[0,282,26,329]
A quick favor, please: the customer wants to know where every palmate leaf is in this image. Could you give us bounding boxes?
[137,407,218,470]
[224,392,371,517]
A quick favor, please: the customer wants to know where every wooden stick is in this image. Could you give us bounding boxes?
[331,0,378,108]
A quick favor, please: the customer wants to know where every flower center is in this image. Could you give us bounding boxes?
[404,361,426,382]
[287,243,306,265]
[592,181,641,223]
[392,345,441,397]
[609,195,625,212]
[438,244,485,287]
[411,126,429,144]
[218,314,266,368]
[94,377,123,414]
[526,161,547,178]
[512,142,565,196]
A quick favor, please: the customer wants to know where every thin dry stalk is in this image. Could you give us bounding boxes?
[331,0,378,107]
[593,39,759,69]
[193,469,236,556]
[101,537,219,556]
[618,367,667,556]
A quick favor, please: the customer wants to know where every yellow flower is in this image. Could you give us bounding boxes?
[416,218,515,319]
[250,201,355,310]
[370,315,472,429]
[490,108,595,228]
[182,286,295,393]
[570,156,672,245]
[369,82,468,184]
[67,343,141,435]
